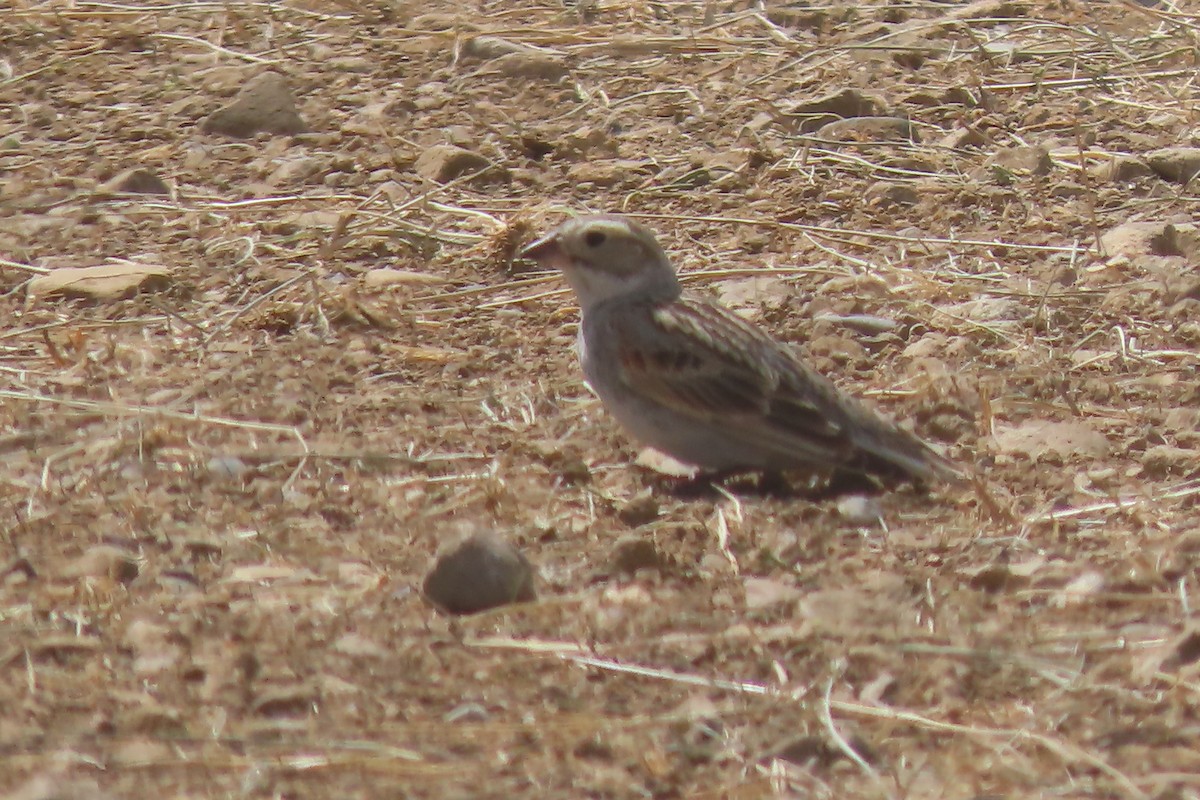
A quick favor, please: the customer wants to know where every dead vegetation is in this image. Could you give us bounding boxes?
[2,0,1200,797]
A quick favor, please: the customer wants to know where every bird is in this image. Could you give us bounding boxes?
[520,214,962,485]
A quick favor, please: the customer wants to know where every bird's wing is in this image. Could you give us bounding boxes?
[615,298,853,457]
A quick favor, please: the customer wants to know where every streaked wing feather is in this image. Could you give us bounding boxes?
[615,318,767,420]
[617,298,852,456]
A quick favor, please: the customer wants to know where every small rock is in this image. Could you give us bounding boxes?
[201,71,308,138]
[206,455,249,481]
[967,563,1018,593]
[941,296,1025,324]
[808,334,866,365]
[1173,293,1200,320]
[565,161,620,187]
[333,633,385,658]
[610,535,665,574]
[519,133,556,160]
[1098,221,1162,259]
[992,419,1110,461]
[327,56,373,73]
[770,735,844,768]
[119,704,187,737]
[28,261,172,301]
[423,532,537,615]
[19,102,57,130]
[901,90,941,107]
[415,144,506,184]
[978,40,1034,63]
[835,495,883,527]
[938,126,990,150]
[1052,571,1106,607]
[560,125,616,159]
[1090,155,1153,183]
[413,81,451,111]
[942,86,979,106]
[743,577,802,610]
[251,684,316,718]
[65,545,139,583]
[1161,627,1200,670]
[462,35,552,60]
[1165,407,1200,439]
[617,492,659,527]
[743,111,774,135]
[763,6,832,30]
[410,12,472,30]
[1141,445,1196,478]
[715,277,792,311]
[110,738,176,767]
[782,88,889,132]
[1098,220,1200,260]
[1156,222,1200,261]
[99,167,170,195]
[888,160,938,182]
[486,52,569,81]
[812,116,918,143]
[925,411,974,441]
[1175,530,1200,554]
[1049,181,1087,199]
[1147,147,1200,184]
[864,182,919,207]
[266,155,327,186]
[981,145,1052,178]
[814,313,899,336]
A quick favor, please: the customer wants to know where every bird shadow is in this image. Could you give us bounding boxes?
[655,468,919,502]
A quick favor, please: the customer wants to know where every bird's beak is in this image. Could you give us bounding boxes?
[520,232,565,267]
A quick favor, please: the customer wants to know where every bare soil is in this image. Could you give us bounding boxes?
[3,1,1200,797]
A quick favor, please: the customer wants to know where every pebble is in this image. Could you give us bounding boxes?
[201,71,308,138]
[423,532,537,615]
[835,495,883,527]
[609,535,664,575]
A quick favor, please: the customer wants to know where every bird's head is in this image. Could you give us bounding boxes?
[520,215,680,310]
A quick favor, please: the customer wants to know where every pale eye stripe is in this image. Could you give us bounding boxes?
[579,219,635,246]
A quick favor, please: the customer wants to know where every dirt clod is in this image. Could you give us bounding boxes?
[1147,146,1200,184]
[415,144,505,183]
[99,167,170,195]
[609,535,665,575]
[617,493,660,527]
[200,71,308,138]
[782,87,890,132]
[27,261,172,301]
[423,532,537,614]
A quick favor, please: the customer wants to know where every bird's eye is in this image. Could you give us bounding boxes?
[584,230,607,248]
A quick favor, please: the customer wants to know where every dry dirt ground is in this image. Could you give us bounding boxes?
[3,0,1200,797]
